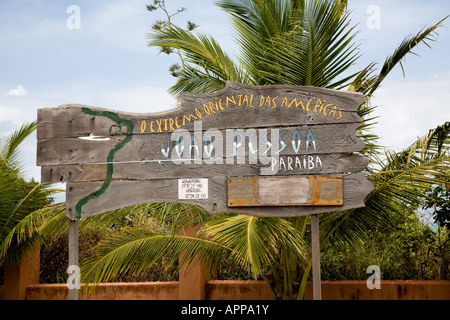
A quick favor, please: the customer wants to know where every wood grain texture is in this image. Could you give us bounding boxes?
[36,122,364,166]
[227,175,343,207]
[40,153,369,183]
[37,82,365,139]
[65,173,373,219]
[37,82,371,220]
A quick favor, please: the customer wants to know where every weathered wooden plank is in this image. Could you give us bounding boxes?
[40,153,369,183]
[37,123,365,166]
[37,82,365,139]
[37,82,370,220]
[65,173,373,220]
[227,176,343,207]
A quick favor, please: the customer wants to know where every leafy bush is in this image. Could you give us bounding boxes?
[40,217,179,284]
[321,214,450,280]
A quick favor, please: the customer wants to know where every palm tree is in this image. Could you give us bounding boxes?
[79,122,449,298]
[80,0,449,299]
[0,122,65,269]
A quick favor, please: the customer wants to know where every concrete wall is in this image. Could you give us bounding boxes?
[2,246,449,300]
[17,280,450,300]
[2,246,40,300]
[26,282,179,300]
[318,280,450,300]
[207,280,274,300]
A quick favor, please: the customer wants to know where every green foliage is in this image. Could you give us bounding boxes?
[148,24,251,95]
[321,215,450,280]
[423,181,450,229]
[0,122,63,270]
[146,0,198,76]
[202,214,308,289]
[247,0,360,88]
[75,1,450,300]
[40,216,179,284]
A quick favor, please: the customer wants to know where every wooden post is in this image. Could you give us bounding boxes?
[68,219,79,300]
[36,83,372,302]
[311,214,322,300]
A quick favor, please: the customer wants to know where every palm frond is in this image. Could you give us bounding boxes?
[80,227,225,291]
[143,202,213,233]
[216,0,296,82]
[0,201,65,267]
[254,0,360,88]
[0,122,64,267]
[0,122,36,172]
[356,97,382,158]
[322,121,450,248]
[367,15,448,96]
[202,214,308,276]
[0,121,36,161]
[148,25,248,95]
[347,62,378,94]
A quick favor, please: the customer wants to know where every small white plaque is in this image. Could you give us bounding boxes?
[178,178,208,200]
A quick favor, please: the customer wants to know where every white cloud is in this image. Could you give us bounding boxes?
[92,83,177,113]
[92,1,142,29]
[5,85,28,97]
[371,71,450,151]
[82,0,152,52]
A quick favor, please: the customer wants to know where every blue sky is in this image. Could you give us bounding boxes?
[0,0,449,201]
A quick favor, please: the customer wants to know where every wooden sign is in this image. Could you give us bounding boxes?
[37,82,373,220]
[227,175,343,207]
